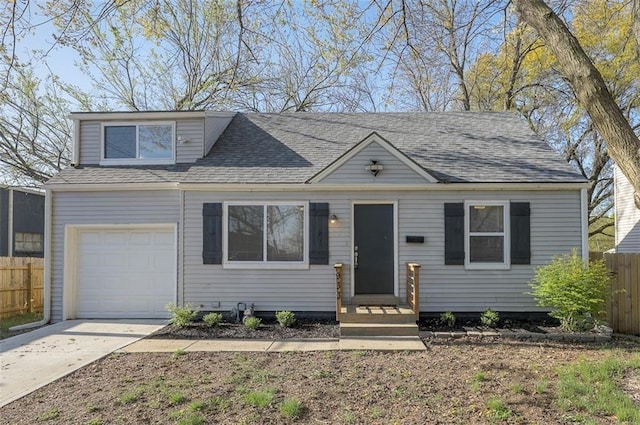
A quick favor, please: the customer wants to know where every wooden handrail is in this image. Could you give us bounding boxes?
[334,263,343,321]
[406,262,421,316]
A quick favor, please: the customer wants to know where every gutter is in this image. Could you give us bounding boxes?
[10,188,52,331]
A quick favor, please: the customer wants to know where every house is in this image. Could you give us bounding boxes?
[43,111,589,322]
[0,186,45,258]
[614,165,640,252]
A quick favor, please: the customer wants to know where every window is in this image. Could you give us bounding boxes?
[15,232,43,253]
[225,203,306,266]
[465,201,509,269]
[102,122,174,164]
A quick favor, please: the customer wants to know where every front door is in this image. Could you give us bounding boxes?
[354,204,394,294]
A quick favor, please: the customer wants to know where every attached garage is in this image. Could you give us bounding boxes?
[67,225,176,319]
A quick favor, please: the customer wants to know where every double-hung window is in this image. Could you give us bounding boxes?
[225,203,307,267]
[101,122,175,165]
[465,201,509,269]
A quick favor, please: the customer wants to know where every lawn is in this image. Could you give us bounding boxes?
[3,338,639,424]
[0,312,43,339]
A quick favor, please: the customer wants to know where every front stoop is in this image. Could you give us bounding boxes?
[338,304,419,337]
[340,322,419,337]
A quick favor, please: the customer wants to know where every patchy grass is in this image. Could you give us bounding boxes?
[556,354,640,422]
[0,312,43,339]
[4,341,640,424]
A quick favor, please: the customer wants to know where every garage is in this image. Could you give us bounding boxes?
[73,226,176,318]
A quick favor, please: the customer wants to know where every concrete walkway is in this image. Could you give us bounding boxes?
[120,336,427,353]
[0,320,165,407]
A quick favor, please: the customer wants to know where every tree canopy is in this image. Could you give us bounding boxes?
[1,0,638,227]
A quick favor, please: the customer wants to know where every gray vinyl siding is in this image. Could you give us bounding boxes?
[615,166,640,252]
[49,190,180,322]
[204,115,234,155]
[79,121,101,165]
[319,142,431,184]
[77,119,205,165]
[183,189,582,314]
[176,119,205,163]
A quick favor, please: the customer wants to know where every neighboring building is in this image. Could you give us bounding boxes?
[0,186,45,258]
[44,111,589,322]
[614,165,640,253]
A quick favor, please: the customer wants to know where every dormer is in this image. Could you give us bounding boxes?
[69,111,235,166]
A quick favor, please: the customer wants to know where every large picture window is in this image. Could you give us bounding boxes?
[465,201,509,269]
[102,122,174,164]
[226,203,306,266]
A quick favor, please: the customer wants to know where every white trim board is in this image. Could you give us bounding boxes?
[45,182,590,192]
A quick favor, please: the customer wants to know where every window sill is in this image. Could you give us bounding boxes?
[223,262,309,270]
[464,263,511,271]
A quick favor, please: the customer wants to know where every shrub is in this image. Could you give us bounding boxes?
[529,250,613,331]
[166,303,198,328]
[275,310,296,328]
[203,312,223,327]
[440,311,456,327]
[480,308,499,327]
[244,316,262,330]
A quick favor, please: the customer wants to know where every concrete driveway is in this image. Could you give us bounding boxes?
[0,319,165,407]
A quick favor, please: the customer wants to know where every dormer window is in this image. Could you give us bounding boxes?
[101,122,175,165]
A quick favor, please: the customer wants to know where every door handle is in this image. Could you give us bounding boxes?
[354,245,359,270]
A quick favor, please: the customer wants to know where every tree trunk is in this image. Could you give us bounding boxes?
[515,0,640,209]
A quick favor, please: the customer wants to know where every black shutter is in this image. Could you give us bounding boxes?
[309,202,329,265]
[444,203,465,265]
[510,202,531,265]
[203,203,222,264]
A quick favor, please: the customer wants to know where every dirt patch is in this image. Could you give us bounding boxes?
[623,370,640,406]
[3,334,639,424]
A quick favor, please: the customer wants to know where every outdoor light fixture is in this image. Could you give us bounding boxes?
[365,160,384,176]
[329,214,338,224]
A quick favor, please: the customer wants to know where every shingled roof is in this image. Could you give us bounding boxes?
[48,111,585,185]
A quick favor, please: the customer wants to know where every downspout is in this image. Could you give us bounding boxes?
[7,187,13,256]
[10,188,52,331]
[580,187,589,262]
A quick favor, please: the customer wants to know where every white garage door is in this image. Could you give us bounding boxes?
[75,227,176,318]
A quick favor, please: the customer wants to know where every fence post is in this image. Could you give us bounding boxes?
[26,261,33,313]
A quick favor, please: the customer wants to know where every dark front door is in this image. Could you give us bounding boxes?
[354,204,394,294]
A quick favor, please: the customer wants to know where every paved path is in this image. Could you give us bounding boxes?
[0,320,165,407]
[120,336,426,353]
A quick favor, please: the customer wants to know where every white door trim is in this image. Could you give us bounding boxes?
[350,201,399,298]
[63,223,178,320]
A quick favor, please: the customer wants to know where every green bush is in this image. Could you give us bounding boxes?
[203,312,223,327]
[440,311,456,327]
[480,308,499,327]
[529,250,613,331]
[166,303,199,328]
[244,316,262,330]
[275,310,296,328]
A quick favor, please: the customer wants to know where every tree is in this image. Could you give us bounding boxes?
[0,68,73,187]
[514,0,640,208]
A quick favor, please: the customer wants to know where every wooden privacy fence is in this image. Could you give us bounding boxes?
[0,257,44,318]
[590,252,640,336]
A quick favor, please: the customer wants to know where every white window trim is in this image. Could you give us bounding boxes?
[100,121,176,165]
[464,200,510,270]
[222,201,309,269]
